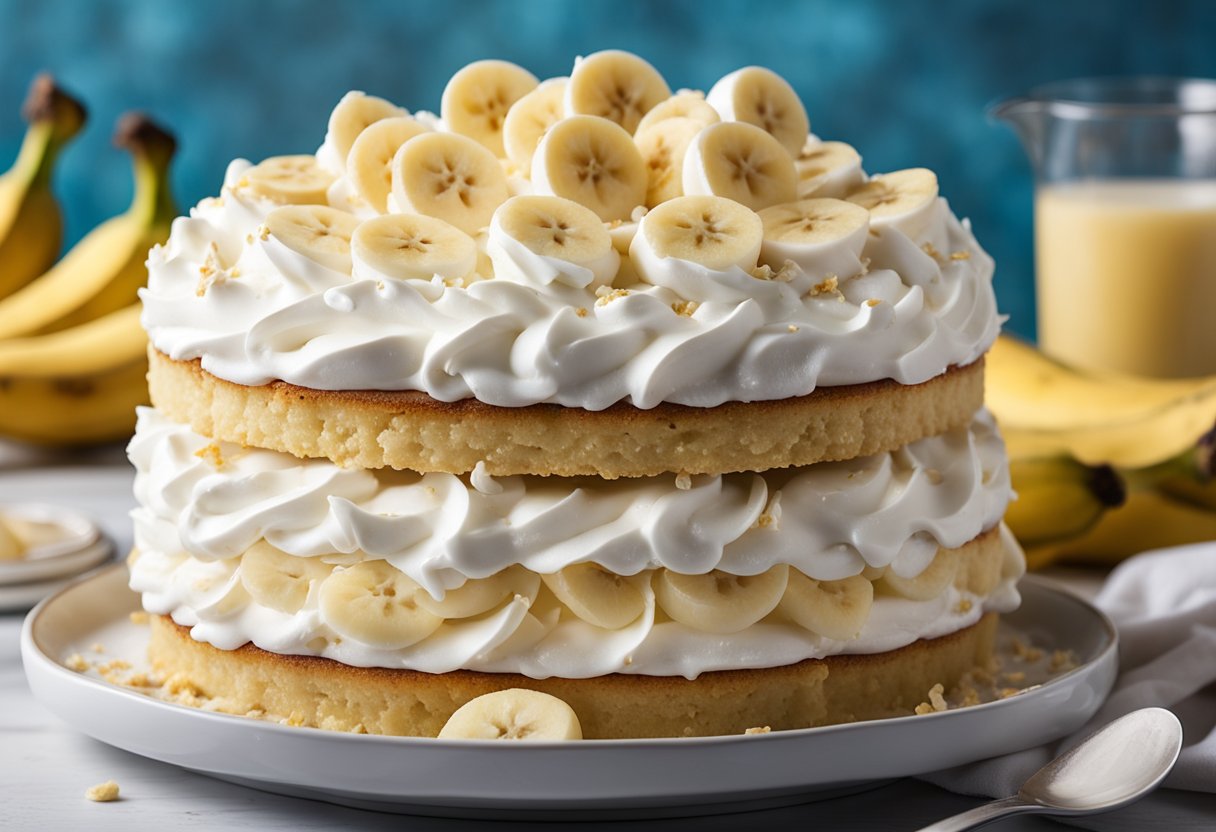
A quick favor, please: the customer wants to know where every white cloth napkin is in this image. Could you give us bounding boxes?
[923,542,1216,828]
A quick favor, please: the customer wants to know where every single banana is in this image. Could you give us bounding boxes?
[240,539,330,614]
[502,78,568,171]
[0,74,87,299]
[778,572,873,640]
[757,197,870,282]
[391,132,509,234]
[442,60,539,157]
[631,194,763,280]
[490,194,620,287]
[635,90,719,135]
[845,168,938,239]
[1004,456,1126,548]
[241,155,334,205]
[879,548,960,601]
[706,66,809,157]
[346,116,429,212]
[0,114,176,339]
[414,566,535,619]
[321,91,406,172]
[796,139,864,199]
[531,115,647,222]
[263,204,361,277]
[540,563,648,629]
[351,212,477,282]
[682,121,797,211]
[634,116,704,207]
[564,50,671,134]
[438,688,583,741]
[653,565,789,634]
[319,560,443,649]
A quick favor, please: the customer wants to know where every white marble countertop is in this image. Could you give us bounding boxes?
[1,442,1210,831]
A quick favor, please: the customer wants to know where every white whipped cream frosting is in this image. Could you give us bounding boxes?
[140,156,1000,409]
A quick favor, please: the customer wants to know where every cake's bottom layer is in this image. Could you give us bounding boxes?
[149,613,998,740]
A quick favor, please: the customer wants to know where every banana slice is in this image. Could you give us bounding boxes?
[502,78,568,171]
[0,515,23,560]
[442,60,540,157]
[540,563,648,629]
[263,205,361,275]
[414,566,533,619]
[243,155,335,205]
[796,140,864,199]
[323,91,407,172]
[778,572,873,641]
[351,212,477,282]
[390,132,509,234]
[706,66,809,157]
[319,560,442,649]
[845,168,939,239]
[958,543,1002,596]
[490,195,620,287]
[240,539,330,614]
[346,116,429,212]
[635,90,720,134]
[653,565,788,634]
[634,117,704,207]
[682,121,797,211]
[757,197,870,281]
[438,688,583,740]
[531,115,648,222]
[565,50,671,134]
[880,548,959,601]
[631,194,763,282]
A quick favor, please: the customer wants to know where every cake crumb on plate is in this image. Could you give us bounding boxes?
[85,781,120,802]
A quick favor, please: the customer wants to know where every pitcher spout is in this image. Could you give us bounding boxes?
[988,95,1050,172]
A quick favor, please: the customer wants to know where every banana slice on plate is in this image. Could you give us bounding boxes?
[845,168,939,239]
[489,195,620,288]
[390,132,510,234]
[319,560,443,649]
[634,117,704,207]
[565,49,671,134]
[540,563,649,629]
[631,194,763,283]
[351,212,477,282]
[263,204,361,275]
[706,66,809,157]
[240,539,330,614]
[757,197,870,281]
[796,140,864,199]
[880,547,959,601]
[531,115,647,222]
[635,90,720,134]
[442,60,540,157]
[323,91,407,172]
[778,571,873,641]
[502,78,568,171]
[347,117,429,212]
[438,688,583,740]
[414,565,534,619]
[242,155,335,205]
[682,121,797,211]
[654,565,789,634]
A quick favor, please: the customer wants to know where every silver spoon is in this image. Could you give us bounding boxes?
[918,707,1183,831]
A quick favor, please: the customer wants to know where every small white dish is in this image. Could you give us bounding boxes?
[22,567,1117,820]
[0,503,105,585]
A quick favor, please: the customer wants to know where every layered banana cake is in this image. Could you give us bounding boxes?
[131,51,1023,739]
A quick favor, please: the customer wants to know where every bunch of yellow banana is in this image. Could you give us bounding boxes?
[989,335,1216,568]
[0,76,176,446]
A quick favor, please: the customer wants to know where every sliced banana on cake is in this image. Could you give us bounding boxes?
[442,59,540,157]
[319,560,443,649]
[635,90,720,134]
[414,566,535,619]
[502,77,568,170]
[531,115,648,222]
[796,140,864,199]
[757,198,870,281]
[630,194,763,285]
[957,543,1002,595]
[351,212,478,282]
[242,155,336,205]
[489,195,620,288]
[263,204,361,278]
[845,168,939,239]
[240,539,331,614]
[778,572,873,641]
[322,91,407,172]
[390,132,510,234]
[634,117,704,207]
[682,121,797,211]
[564,49,671,134]
[438,688,583,740]
[880,548,959,601]
[346,116,429,212]
[540,563,649,629]
[654,565,788,634]
[706,66,809,157]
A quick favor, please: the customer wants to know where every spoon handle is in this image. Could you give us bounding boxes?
[915,796,1035,832]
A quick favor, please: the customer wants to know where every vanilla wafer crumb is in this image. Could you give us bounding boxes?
[85,781,120,802]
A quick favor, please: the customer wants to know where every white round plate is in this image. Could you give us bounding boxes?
[0,502,105,585]
[23,566,1117,820]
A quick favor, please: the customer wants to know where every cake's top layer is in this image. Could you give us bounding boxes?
[141,52,1000,410]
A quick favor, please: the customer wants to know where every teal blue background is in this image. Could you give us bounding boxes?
[2,0,1214,337]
